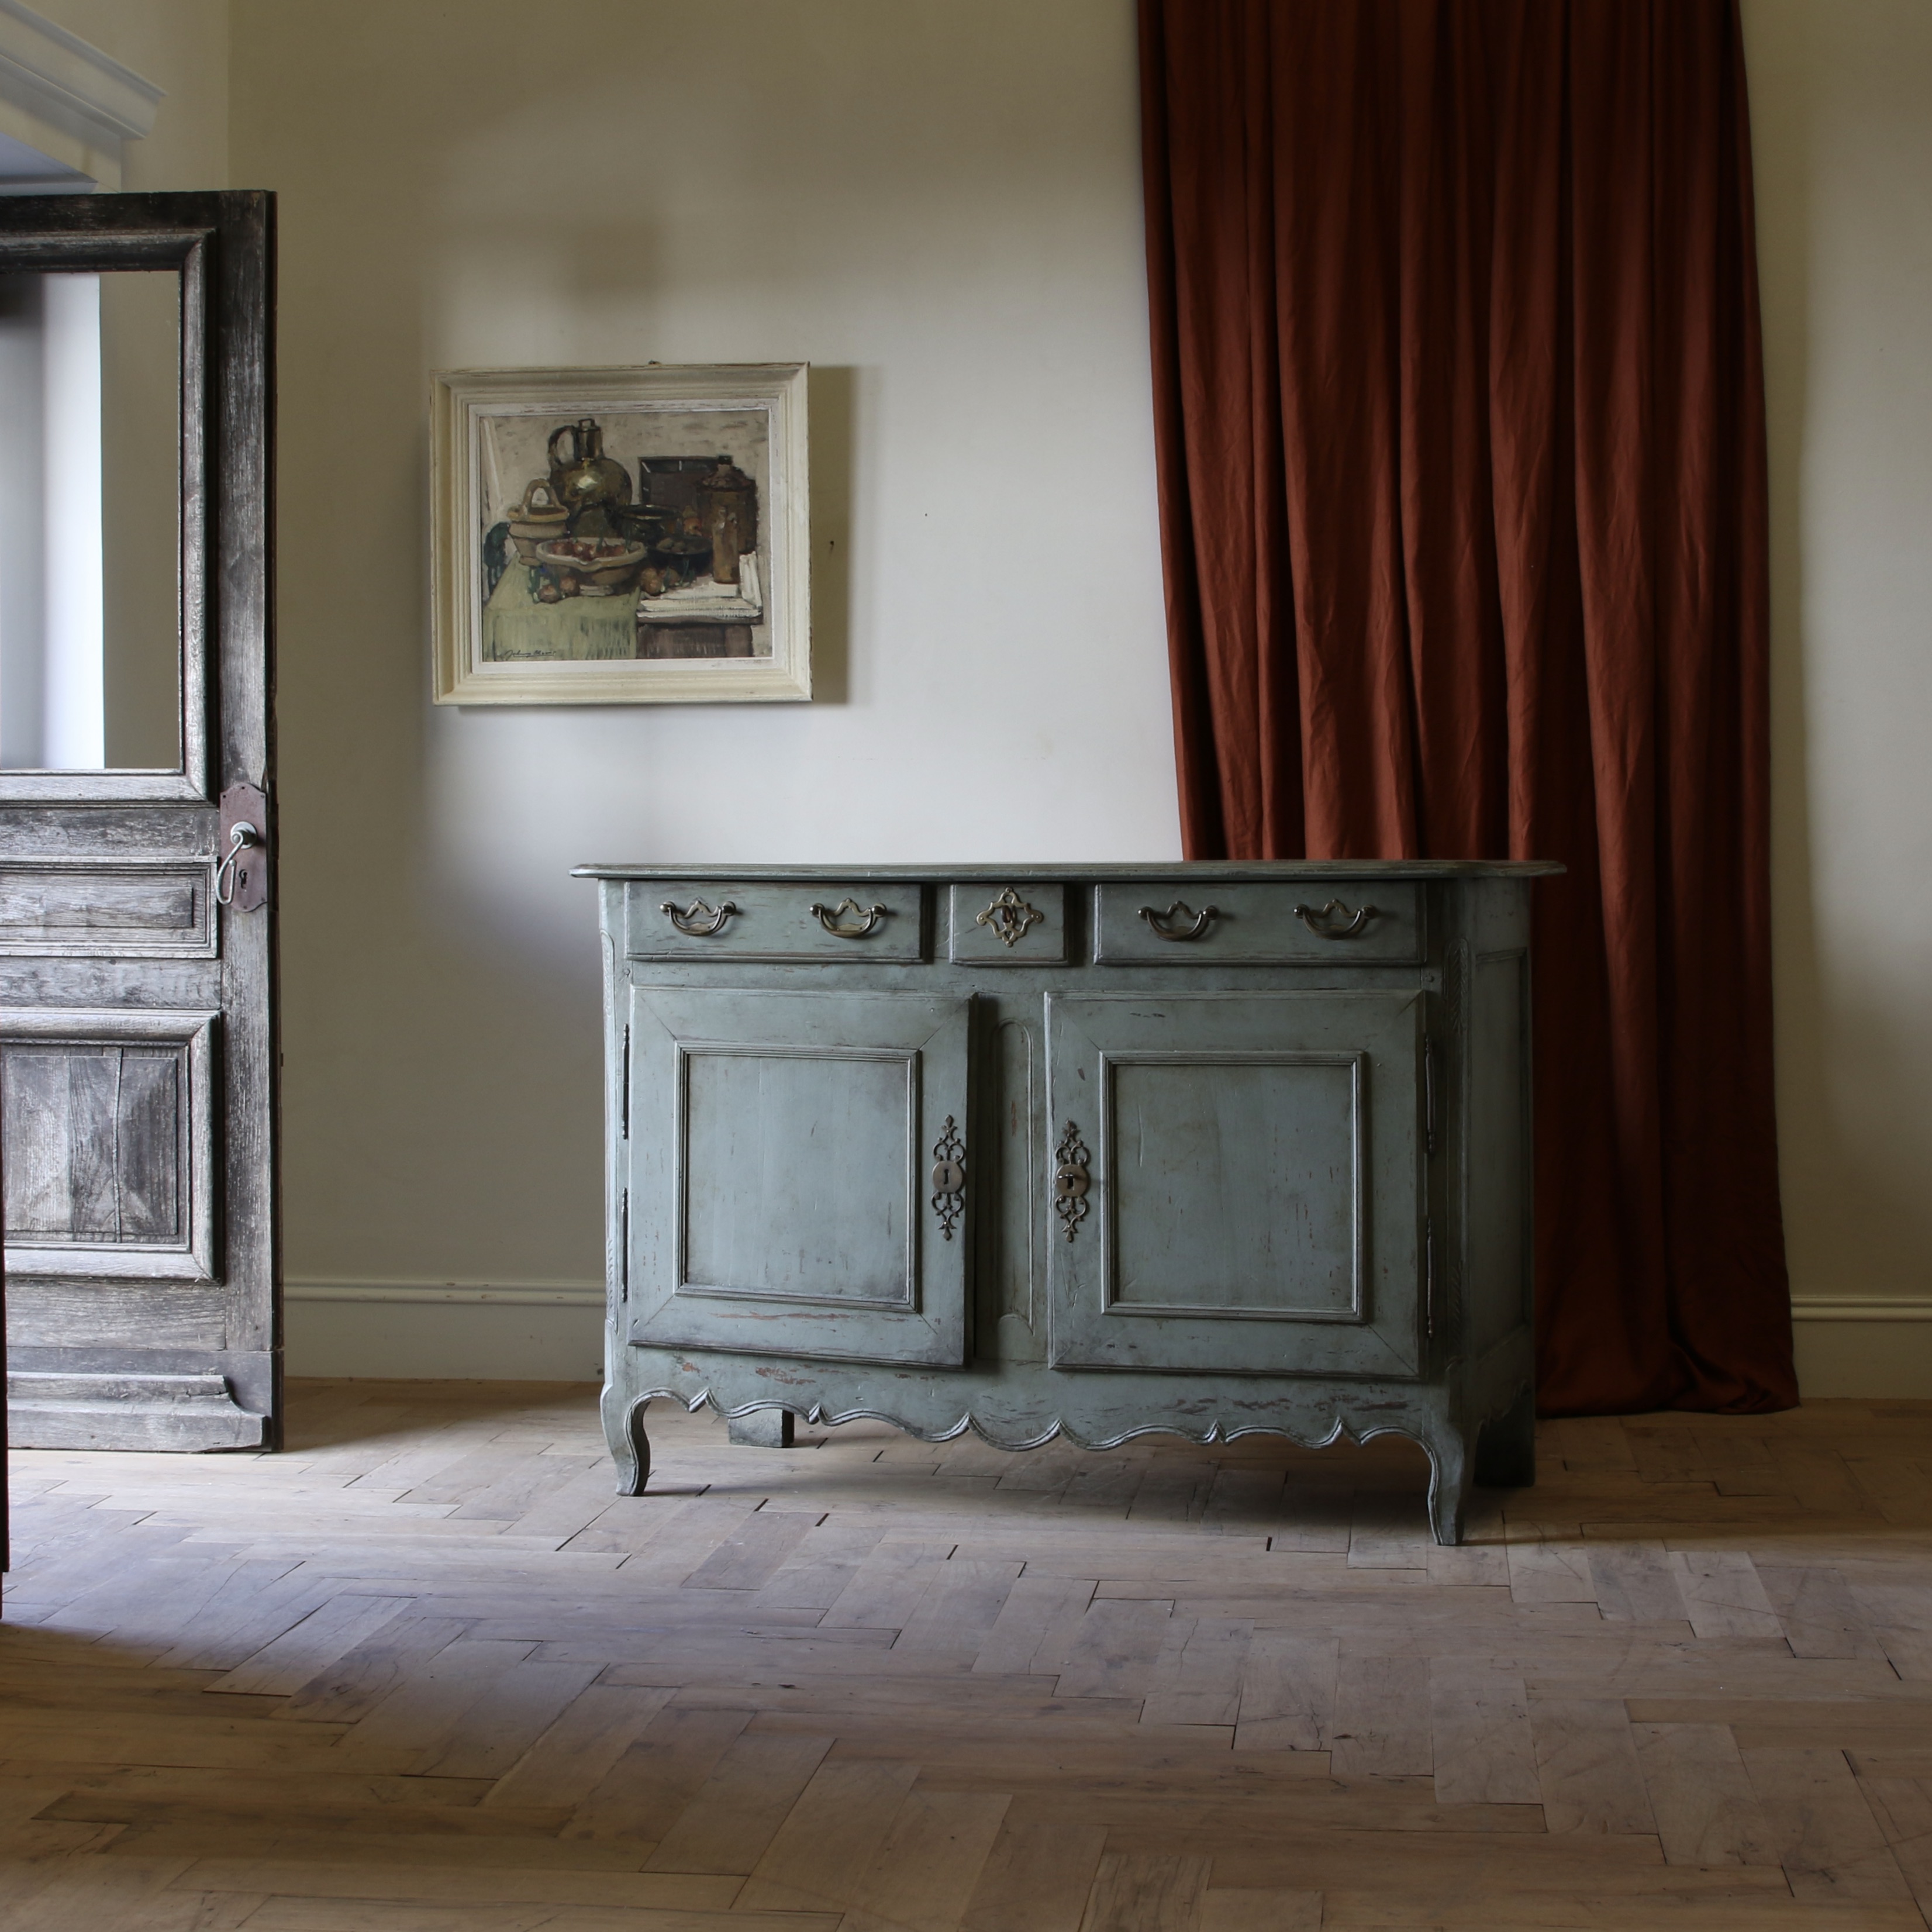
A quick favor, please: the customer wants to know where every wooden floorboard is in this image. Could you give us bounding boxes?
[3,1383,1931,1929]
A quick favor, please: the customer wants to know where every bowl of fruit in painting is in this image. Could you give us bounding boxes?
[533,537,649,598]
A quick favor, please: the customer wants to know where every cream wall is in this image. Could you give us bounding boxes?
[1744,0,1932,1395]
[247,0,1932,1389]
[222,0,1178,1375]
[19,0,1932,1393]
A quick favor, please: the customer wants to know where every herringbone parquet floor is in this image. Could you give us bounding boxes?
[2,1380,1930,1931]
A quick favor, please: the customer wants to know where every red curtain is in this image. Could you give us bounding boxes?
[1140,0,1795,1415]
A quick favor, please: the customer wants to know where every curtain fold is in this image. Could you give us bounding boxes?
[1141,0,1795,1415]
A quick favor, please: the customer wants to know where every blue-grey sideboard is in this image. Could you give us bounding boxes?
[574,862,1558,1544]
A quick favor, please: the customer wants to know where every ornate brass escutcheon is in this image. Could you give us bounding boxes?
[661,898,737,937]
[930,1116,967,1241]
[1292,899,1378,939]
[808,898,890,939]
[1137,900,1219,941]
[1054,1120,1091,1241]
[975,886,1044,948]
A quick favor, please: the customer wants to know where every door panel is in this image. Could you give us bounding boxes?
[682,1046,917,1306]
[1,1009,216,1281]
[1047,991,1424,1378]
[627,986,972,1366]
[1107,1054,1362,1318]
[0,861,215,957]
[0,194,276,1453]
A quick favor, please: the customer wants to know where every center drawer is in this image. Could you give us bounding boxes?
[625,882,926,962]
[1093,881,1423,964]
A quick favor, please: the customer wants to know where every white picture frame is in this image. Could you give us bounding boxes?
[430,362,810,705]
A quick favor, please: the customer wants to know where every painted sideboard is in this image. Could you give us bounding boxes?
[575,861,1558,1544]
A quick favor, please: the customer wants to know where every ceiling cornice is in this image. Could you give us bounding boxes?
[0,0,163,149]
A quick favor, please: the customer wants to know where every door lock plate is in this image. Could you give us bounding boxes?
[219,782,270,913]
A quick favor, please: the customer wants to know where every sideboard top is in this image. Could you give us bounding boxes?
[574,860,1564,882]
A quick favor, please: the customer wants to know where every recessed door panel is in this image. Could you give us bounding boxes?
[1047,991,1424,1378]
[7,1047,182,1241]
[1109,1054,1362,1318]
[681,1044,915,1306]
[0,1008,217,1283]
[0,862,213,957]
[627,985,972,1366]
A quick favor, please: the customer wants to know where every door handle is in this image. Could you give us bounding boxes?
[217,782,270,912]
[213,821,258,906]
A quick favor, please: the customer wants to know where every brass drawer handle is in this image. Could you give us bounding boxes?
[1293,899,1377,939]
[1137,901,1219,941]
[809,898,889,939]
[661,898,737,937]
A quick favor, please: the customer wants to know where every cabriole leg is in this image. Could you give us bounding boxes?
[602,1387,652,1496]
[1423,1425,1474,1547]
[728,1408,795,1448]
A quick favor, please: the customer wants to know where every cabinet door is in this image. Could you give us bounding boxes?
[1046,992,1424,1378]
[625,987,972,1367]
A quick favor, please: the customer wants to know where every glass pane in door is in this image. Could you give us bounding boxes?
[0,267,182,771]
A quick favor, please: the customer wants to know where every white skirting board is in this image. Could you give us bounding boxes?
[283,1282,602,1382]
[1791,1298,1932,1399]
[281,1283,1932,1398]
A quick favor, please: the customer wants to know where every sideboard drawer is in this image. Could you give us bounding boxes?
[1093,881,1422,965]
[947,884,1069,965]
[626,882,925,962]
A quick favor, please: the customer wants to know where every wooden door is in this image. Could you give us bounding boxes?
[0,194,277,1451]
[1046,991,1426,1379]
[623,986,973,1367]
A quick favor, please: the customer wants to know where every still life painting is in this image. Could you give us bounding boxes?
[431,363,810,704]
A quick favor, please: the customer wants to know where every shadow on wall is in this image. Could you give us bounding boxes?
[806,363,852,707]
[1751,0,1828,1298]
[1747,0,1932,1315]
[1782,989,1932,1301]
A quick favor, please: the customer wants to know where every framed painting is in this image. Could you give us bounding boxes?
[430,363,809,704]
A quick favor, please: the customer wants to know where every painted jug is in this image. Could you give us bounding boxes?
[547,418,633,538]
